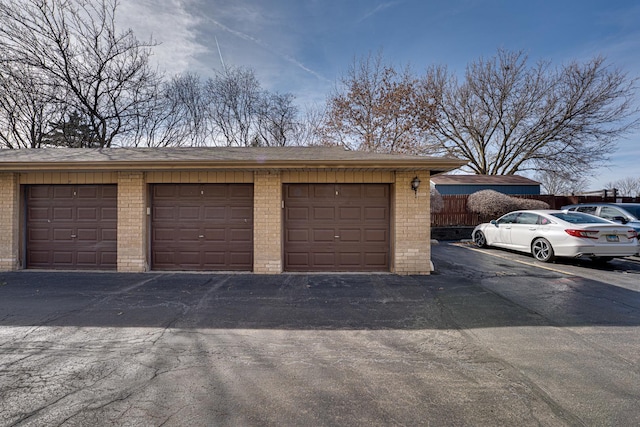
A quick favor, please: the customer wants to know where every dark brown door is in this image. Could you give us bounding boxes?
[151,184,253,271]
[284,184,390,272]
[26,185,117,270]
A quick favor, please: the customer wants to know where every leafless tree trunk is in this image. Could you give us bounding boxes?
[422,49,639,176]
[0,0,159,148]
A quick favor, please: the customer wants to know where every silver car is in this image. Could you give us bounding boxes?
[473,210,639,263]
[561,203,640,234]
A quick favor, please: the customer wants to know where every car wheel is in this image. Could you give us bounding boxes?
[474,231,488,248]
[532,238,554,262]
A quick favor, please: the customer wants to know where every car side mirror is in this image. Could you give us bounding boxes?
[612,216,628,224]
[490,220,498,226]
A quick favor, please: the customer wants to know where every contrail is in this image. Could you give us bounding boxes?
[215,36,226,70]
[205,16,330,82]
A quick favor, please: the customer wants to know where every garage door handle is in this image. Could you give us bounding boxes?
[71,234,77,238]
[198,235,205,238]
[334,235,340,238]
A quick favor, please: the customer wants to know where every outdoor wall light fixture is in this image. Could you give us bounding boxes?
[411,176,421,196]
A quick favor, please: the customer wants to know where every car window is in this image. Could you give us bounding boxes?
[616,205,640,219]
[515,212,539,224]
[600,206,624,220]
[538,216,551,225]
[497,213,518,224]
[576,206,597,215]
[550,212,611,224]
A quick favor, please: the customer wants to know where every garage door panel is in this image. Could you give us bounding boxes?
[338,206,361,221]
[313,252,335,267]
[101,207,117,221]
[365,229,387,242]
[77,186,98,198]
[53,186,74,199]
[102,229,117,241]
[364,206,387,220]
[286,252,309,268]
[287,229,309,242]
[153,206,176,220]
[178,206,201,220]
[229,228,252,242]
[313,229,335,242]
[29,229,50,241]
[313,185,335,198]
[53,207,73,220]
[77,229,97,241]
[77,207,98,221]
[77,252,97,265]
[284,184,389,272]
[151,184,253,271]
[28,207,50,221]
[53,228,73,241]
[204,206,226,220]
[287,207,309,221]
[313,206,335,220]
[230,206,252,220]
[287,185,309,199]
[338,229,362,242]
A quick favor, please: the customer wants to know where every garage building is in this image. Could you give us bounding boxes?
[0,146,464,274]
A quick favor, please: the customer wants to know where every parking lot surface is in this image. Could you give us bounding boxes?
[1,243,640,426]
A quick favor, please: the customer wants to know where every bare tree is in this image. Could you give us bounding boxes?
[205,66,261,146]
[0,0,159,148]
[321,51,436,154]
[423,49,639,176]
[254,92,298,146]
[127,73,210,147]
[535,170,589,195]
[605,177,640,197]
[0,61,65,148]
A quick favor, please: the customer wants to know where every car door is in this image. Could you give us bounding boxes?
[599,206,628,224]
[492,213,519,247]
[509,212,540,251]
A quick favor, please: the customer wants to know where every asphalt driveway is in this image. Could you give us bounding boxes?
[1,246,640,426]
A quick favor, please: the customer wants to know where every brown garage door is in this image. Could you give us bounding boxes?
[284,184,390,272]
[151,184,253,271]
[26,185,117,270]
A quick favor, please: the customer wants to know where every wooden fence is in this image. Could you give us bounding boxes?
[431,194,640,226]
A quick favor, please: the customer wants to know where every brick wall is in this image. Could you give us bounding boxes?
[253,171,282,273]
[117,171,147,272]
[0,173,19,271]
[393,171,432,275]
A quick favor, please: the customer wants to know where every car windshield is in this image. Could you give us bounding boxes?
[551,212,611,224]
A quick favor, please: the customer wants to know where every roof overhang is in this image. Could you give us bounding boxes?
[0,147,467,175]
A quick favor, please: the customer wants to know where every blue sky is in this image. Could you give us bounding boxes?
[117,0,640,188]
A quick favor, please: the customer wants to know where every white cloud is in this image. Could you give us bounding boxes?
[116,0,207,76]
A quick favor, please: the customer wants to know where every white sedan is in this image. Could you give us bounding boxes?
[472,210,639,263]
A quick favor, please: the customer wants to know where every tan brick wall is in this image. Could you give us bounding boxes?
[393,171,431,275]
[282,170,394,183]
[146,170,253,183]
[117,171,147,272]
[19,171,117,184]
[253,171,282,273]
[0,173,19,271]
